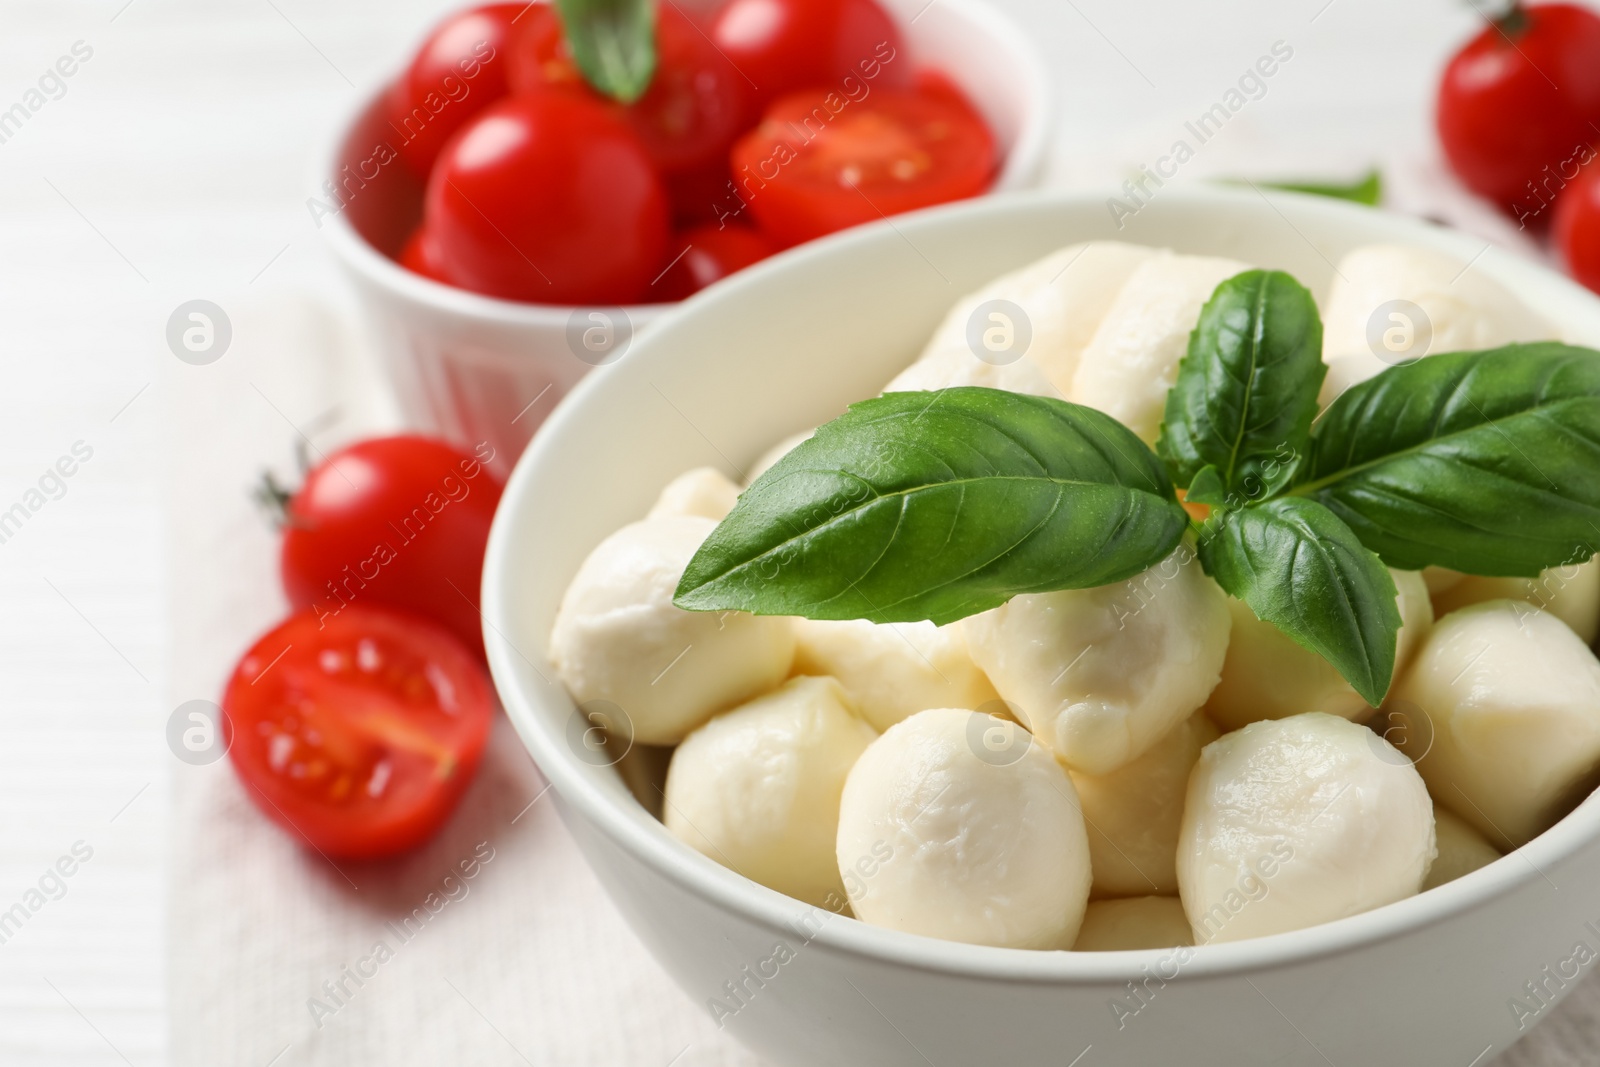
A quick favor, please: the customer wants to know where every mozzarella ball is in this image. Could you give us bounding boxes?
[648,466,741,522]
[1178,713,1436,944]
[1319,244,1546,405]
[549,516,796,745]
[882,345,1059,397]
[746,429,815,486]
[1071,712,1219,898]
[1206,570,1433,731]
[1073,897,1193,952]
[665,676,876,908]
[1070,252,1252,443]
[836,708,1092,949]
[1429,558,1600,644]
[1423,808,1501,892]
[1388,600,1600,849]
[962,544,1232,775]
[791,618,1000,733]
[909,241,1157,396]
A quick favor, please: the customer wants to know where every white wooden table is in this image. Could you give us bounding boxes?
[0,0,1585,1063]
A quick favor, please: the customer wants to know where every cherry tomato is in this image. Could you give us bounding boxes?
[424,92,670,304]
[1553,152,1600,291]
[224,606,493,859]
[654,223,776,300]
[386,3,522,178]
[711,0,908,105]
[507,4,748,181]
[398,226,449,283]
[277,435,502,658]
[730,88,995,246]
[1437,3,1600,221]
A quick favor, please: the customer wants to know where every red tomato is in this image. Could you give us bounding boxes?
[711,0,909,105]
[1553,152,1600,291]
[424,93,670,304]
[278,435,502,658]
[730,88,996,246]
[398,226,449,282]
[506,4,748,180]
[654,223,776,300]
[386,3,522,178]
[224,606,493,859]
[1437,3,1600,221]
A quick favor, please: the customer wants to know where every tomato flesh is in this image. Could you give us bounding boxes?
[731,88,995,245]
[1436,3,1600,220]
[224,606,493,860]
[386,3,522,178]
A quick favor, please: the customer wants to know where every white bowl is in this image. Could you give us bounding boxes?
[481,185,1600,1066]
[320,0,1051,479]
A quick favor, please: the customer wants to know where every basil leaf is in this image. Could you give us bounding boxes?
[1264,170,1382,206]
[1197,497,1401,706]
[1186,465,1227,506]
[554,0,656,103]
[1158,270,1325,501]
[674,388,1189,625]
[1296,343,1600,575]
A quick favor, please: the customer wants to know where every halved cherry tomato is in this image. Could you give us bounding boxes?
[1554,153,1600,291]
[424,92,670,304]
[386,3,522,178]
[654,223,776,301]
[507,4,749,183]
[223,606,494,859]
[730,88,995,246]
[1436,3,1600,220]
[277,435,502,658]
[398,226,450,282]
[711,0,908,106]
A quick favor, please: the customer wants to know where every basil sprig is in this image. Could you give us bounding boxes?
[674,266,1600,703]
[554,0,657,103]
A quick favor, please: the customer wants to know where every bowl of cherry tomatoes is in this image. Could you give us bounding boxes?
[321,0,1049,477]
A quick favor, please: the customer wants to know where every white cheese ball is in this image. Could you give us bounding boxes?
[549,516,795,745]
[792,618,999,732]
[962,544,1232,775]
[1388,600,1600,849]
[1073,897,1193,952]
[1429,558,1600,644]
[836,708,1092,949]
[1319,244,1546,405]
[1070,252,1252,443]
[1206,570,1433,732]
[1071,712,1219,898]
[664,676,876,908]
[1178,712,1436,944]
[909,241,1157,396]
[1423,808,1501,892]
[647,466,741,522]
[882,345,1059,397]
[745,429,815,486]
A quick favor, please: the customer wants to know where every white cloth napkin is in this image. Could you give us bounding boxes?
[164,170,1597,1065]
[162,293,763,1067]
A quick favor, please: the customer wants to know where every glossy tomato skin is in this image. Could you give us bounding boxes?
[398,226,450,282]
[711,0,909,105]
[424,93,670,304]
[506,4,749,181]
[387,3,523,178]
[1554,155,1600,291]
[731,88,995,246]
[1437,3,1600,220]
[654,223,776,301]
[279,435,502,658]
[224,606,493,860]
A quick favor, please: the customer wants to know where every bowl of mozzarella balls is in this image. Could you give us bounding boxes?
[482,186,1600,1067]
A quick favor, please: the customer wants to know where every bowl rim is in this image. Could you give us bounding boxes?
[481,182,1600,985]
[318,0,1054,328]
